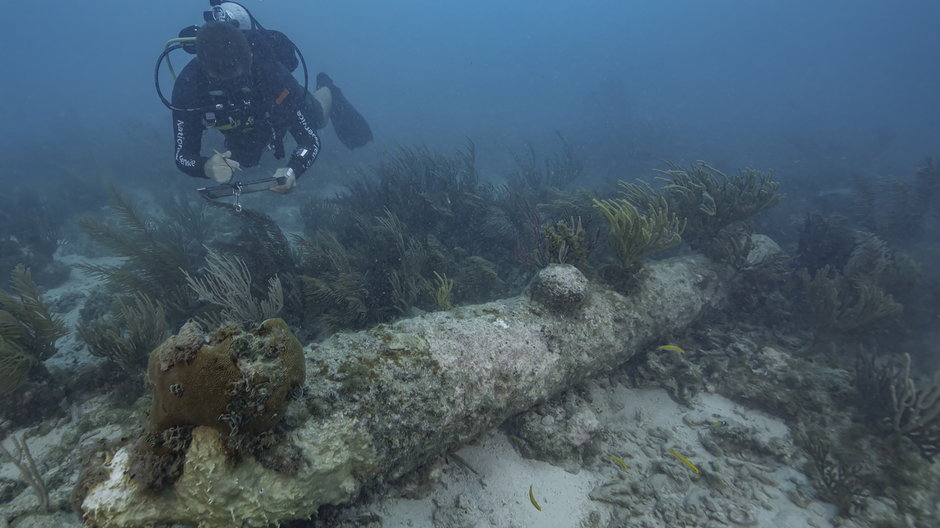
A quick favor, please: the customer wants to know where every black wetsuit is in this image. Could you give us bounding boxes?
[171,46,320,179]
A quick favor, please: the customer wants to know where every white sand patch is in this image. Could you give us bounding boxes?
[374,385,837,528]
[43,253,124,370]
[381,431,598,528]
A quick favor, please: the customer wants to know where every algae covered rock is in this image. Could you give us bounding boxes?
[744,234,784,269]
[147,318,305,441]
[528,263,590,313]
[82,419,372,528]
[80,319,336,528]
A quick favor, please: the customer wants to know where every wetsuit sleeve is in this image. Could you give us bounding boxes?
[286,113,321,178]
[172,111,209,178]
[171,64,209,178]
[278,71,321,178]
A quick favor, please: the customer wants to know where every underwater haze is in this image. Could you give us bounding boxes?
[1,0,939,176]
[4,1,940,527]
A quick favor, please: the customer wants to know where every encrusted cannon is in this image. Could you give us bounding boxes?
[79,256,730,527]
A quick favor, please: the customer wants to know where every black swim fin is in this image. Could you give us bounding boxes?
[317,73,373,150]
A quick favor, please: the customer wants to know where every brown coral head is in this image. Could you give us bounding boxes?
[145,318,305,443]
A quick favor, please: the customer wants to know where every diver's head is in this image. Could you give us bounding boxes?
[204,2,254,30]
[196,21,252,81]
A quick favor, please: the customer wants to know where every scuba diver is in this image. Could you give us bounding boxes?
[160,1,373,194]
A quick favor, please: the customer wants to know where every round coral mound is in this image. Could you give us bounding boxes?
[528,264,590,313]
[146,318,305,441]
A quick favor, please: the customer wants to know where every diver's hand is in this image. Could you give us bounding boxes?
[204,150,240,183]
[269,167,296,194]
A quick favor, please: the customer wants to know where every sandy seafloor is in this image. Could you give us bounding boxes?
[367,386,836,528]
[1,245,937,528]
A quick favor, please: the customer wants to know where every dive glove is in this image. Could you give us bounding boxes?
[204,150,240,183]
[269,167,296,194]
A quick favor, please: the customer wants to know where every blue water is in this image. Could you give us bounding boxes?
[2,0,938,179]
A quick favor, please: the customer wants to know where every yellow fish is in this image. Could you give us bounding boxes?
[607,455,628,471]
[657,344,685,354]
[669,448,700,474]
[529,484,542,511]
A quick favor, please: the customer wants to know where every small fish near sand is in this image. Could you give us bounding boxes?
[656,344,686,354]
[607,455,628,471]
[528,484,542,511]
[669,448,701,474]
